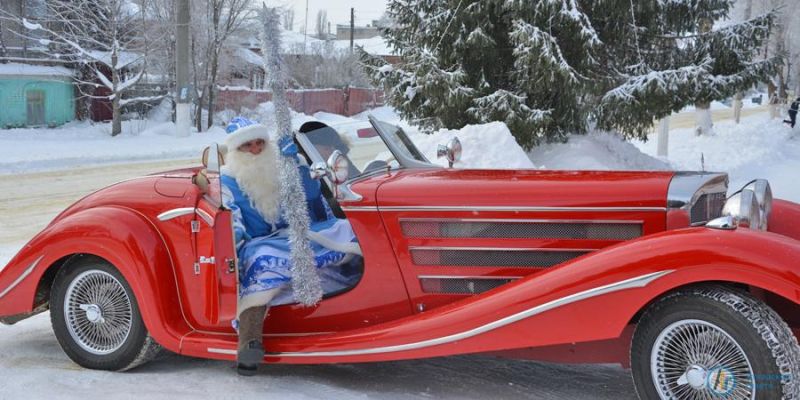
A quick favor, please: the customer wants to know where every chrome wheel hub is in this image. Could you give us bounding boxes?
[679,365,708,389]
[651,319,755,399]
[64,270,133,355]
[79,304,105,324]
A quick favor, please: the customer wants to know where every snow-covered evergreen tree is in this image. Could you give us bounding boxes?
[362,0,779,147]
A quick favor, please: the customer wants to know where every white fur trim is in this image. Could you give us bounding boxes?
[306,230,363,256]
[225,124,271,150]
[237,287,283,318]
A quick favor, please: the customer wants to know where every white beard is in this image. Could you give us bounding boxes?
[227,147,281,223]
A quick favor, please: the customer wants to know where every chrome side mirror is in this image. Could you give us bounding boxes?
[325,150,361,202]
[202,143,225,174]
[309,161,327,180]
[199,143,224,206]
[437,137,462,168]
[327,150,350,185]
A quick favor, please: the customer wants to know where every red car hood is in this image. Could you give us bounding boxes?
[374,169,675,208]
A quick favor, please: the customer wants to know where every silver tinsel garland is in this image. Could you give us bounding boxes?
[260,6,323,306]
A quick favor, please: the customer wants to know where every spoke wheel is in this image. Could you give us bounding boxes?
[631,287,800,400]
[64,270,133,355]
[50,256,162,371]
[651,319,754,399]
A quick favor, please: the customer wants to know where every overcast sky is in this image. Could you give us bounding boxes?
[270,0,390,33]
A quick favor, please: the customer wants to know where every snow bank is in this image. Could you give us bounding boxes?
[411,122,535,169]
[529,131,670,171]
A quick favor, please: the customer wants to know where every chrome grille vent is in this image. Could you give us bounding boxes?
[410,248,589,267]
[400,220,641,240]
[419,277,516,294]
[690,192,726,225]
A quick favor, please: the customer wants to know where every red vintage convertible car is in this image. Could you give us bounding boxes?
[1,117,799,399]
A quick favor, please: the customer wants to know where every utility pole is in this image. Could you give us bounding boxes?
[303,0,308,53]
[175,0,190,137]
[350,8,354,51]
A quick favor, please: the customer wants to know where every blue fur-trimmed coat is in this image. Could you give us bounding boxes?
[221,161,332,249]
[221,161,360,310]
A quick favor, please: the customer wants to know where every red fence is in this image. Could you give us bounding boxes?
[215,87,384,117]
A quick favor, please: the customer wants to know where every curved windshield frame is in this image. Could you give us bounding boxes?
[296,117,435,183]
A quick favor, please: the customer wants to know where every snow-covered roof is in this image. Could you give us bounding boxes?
[85,50,142,69]
[241,28,394,56]
[0,62,74,78]
[334,36,394,55]
[236,48,264,67]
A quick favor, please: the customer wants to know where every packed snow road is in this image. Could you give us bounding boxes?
[0,160,636,399]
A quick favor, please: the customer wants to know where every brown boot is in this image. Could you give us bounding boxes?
[237,305,267,376]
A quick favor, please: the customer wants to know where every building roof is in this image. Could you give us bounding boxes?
[0,62,74,78]
[236,47,264,66]
[240,28,394,56]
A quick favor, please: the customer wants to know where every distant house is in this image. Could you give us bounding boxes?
[336,24,380,40]
[0,63,75,128]
[230,30,399,91]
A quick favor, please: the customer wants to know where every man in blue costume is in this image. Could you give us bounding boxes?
[221,117,360,375]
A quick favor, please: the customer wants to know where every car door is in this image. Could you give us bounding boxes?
[181,146,239,331]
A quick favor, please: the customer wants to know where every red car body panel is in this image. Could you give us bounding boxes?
[768,199,800,241]
[374,169,674,208]
[1,166,800,366]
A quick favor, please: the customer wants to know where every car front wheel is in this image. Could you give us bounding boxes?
[50,256,161,371]
[631,287,800,399]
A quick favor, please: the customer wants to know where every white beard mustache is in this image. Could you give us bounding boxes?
[227,147,281,223]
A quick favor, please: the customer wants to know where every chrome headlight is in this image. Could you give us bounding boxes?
[712,179,772,230]
[742,179,772,230]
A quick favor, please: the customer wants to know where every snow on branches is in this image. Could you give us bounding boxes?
[369,0,778,146]
[16,0,147,136]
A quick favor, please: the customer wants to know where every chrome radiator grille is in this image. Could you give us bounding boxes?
[410,248,589,267]
[419,277,516,294]
[690,192,726,225]
[400,220,641,240]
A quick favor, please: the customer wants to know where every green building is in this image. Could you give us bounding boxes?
[0,63,75,128]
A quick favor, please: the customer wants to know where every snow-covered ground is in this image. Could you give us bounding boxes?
[1,103,797,399]
[0,313,634,400]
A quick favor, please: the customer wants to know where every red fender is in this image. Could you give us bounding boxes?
[262,226,800,364]
[769,199,800,241]
[0,206,190,353]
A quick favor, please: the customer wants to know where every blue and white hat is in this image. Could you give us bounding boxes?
[225,116,271,150]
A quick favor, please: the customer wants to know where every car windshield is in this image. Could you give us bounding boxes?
[297,117,432,181]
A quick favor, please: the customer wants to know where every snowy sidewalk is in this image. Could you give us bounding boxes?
[0,121,226,175]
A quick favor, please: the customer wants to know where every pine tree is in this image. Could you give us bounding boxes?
[360,0,780,148]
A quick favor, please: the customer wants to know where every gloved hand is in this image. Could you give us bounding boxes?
[278,135,298,157]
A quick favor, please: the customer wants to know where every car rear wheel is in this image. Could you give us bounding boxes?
[631,287,800,400]
[50,256,161,371]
